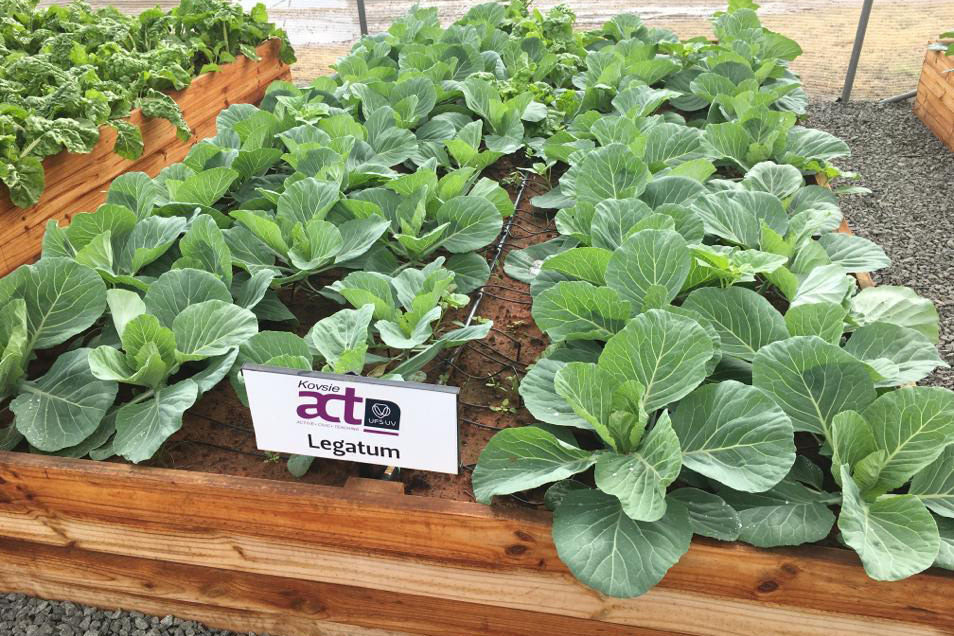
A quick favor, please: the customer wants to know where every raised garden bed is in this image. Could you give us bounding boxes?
[0,38,292,278]
[914,43,954,151]
[1,450,953,636]
[1,3,953,635]
[1,180,951,636]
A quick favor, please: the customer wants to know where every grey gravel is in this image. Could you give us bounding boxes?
[0,594,265,636]
[805,100,954,390]
[3,99,953,636]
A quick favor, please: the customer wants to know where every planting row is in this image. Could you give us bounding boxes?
[0,0,294,207]
[0,0,951,603]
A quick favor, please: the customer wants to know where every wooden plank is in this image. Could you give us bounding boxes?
[0,538,668,636]
[0,499,939,636]
[0,39,291,276]
[1,452,952,635]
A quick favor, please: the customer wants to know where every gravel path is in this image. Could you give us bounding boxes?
[3,99,953,636]
[805,100,954,390]
[0,594,261,636]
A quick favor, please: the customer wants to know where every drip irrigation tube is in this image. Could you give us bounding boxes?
[441,172,530,376]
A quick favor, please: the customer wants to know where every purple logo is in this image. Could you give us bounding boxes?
[295,380,401,434]
[296,381,363,426]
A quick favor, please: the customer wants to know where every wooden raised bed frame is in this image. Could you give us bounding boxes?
[0,38,292,278]
[914,43,954,151]
[0,152,949,631]
[1,452,952,636]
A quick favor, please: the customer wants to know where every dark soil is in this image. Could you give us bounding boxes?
[804,100,954,390]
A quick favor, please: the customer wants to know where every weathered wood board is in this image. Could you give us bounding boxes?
[0,452,951,636]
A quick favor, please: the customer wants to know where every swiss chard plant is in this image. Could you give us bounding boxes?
[0,0,293,207]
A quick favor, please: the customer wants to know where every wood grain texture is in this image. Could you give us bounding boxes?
[0,38,292,276]
[0,538,669,636]
[0,452,952,636]
[915,49,954,152]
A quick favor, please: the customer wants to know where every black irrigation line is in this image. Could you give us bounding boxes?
[436,173,530,380]
[189,410,255,434]
[483,283,532,296]
[165,438,267,459]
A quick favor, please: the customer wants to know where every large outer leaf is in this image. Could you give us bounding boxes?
[107,172,160,220]
[472,427,596,504]
[752,336,876,436]
[172,300,259,361]
[605,229,691,310]
[690,192,760,248]
[790,263,853,308]
[818,233,890,273]
[862,387,954,492]
[682,286,787,361]
[843,323,947,387]
[720,477,836,547]
[177,215,233,286]
[910,446,954,518]
[335,217,391,263]
[937,516,954,570]
[14,258,107,351]
[305,305,374,373]
[668,488,741,541]
[849,286,940,344]
[504,237,577,284]
[113,380,200,463]
[520,356,593,429]
[783,302,846,344]
[541,247,612,286]
[144,269,232,327]
[838,466,940,581]
[277,177,339,224]
[594,412,682,522]
[434,196,502,253]
[231,331,312,404]
[599,309,714,411]
[552,489,691,597]
[575,143,650,206]
[742,161,803,199]
[671,380,795,492]
[11,348,117,452]
[0,298,28,398]
[532,281,629,342]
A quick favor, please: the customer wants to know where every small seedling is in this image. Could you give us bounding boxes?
[490,398,519,415]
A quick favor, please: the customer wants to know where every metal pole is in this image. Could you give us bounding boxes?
[356,0,368,36]
[841,0,874,102]
[879,89,917,104]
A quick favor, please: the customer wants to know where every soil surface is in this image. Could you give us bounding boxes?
[149,162,553,505]
[805,100,954,390]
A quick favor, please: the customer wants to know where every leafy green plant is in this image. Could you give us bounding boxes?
[473,0,954,599]
[0,0,293,207]
[942,31,954,55]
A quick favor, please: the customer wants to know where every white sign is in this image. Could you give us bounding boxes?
[242,364,460,474]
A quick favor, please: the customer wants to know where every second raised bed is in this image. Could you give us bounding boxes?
[0,38,292,278]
